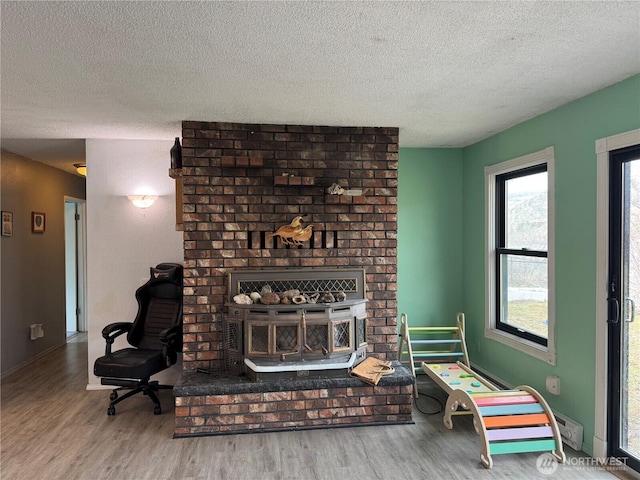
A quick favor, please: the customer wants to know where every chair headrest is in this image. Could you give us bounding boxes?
[149,263,182,285]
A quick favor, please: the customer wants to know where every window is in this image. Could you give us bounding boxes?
[485,147,556,364]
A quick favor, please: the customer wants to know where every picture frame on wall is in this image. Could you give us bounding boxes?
[31,212,45,233]
[2,211,13,237]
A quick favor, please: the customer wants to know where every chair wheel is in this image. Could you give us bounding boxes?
[154,405,161,415]
[109,392,118,401]
[107,405,116,415]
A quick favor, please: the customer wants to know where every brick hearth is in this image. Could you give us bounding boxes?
[174,362,413,436]
[174,121,406,436]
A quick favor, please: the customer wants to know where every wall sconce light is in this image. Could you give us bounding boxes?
[74,163,87,176]
[127,195,158,208]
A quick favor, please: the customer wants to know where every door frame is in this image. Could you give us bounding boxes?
[595,128,640,460]
[64,196,87,334]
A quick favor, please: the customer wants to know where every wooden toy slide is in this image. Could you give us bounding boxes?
[423,360,499,399]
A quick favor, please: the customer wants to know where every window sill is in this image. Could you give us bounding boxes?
[484,327,556,365]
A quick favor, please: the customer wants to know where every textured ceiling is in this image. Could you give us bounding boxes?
[1,1,639,173]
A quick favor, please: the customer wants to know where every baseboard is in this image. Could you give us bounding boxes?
[469,362,512,389]
[593,435,608,460]
[86,383,113,391]
[1,343,64,379]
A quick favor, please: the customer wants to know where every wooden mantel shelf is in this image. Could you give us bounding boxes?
[168,168,184,231]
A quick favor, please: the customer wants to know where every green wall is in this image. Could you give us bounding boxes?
[461,74,640,455]
[399,74,640,456]
[398,148,463,326]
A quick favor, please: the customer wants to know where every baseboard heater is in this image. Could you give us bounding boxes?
[554,410,583,451]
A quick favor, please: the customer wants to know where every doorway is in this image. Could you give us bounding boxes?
[607,143,640,474]
[64,198,87,338]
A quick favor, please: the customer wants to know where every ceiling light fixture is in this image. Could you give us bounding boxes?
[74,163,87,176]
[127,195,158,208]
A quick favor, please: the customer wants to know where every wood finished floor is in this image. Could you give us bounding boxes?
[0,335,622,480]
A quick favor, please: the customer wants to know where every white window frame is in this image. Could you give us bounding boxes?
[484,146,556,365]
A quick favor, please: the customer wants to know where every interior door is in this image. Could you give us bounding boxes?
[608,144,640,473]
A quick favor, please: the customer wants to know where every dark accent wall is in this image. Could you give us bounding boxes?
[0,150,86,376]
[179,121,399,372]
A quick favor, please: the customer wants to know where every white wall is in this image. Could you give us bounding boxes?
[86,139,183,388]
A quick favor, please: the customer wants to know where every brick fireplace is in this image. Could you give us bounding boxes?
[173,121,412,436]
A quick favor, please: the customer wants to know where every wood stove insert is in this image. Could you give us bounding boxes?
[224,268,368,381]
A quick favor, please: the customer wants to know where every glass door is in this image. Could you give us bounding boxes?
[608,145,640,473]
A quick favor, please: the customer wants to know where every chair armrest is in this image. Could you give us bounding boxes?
[101,322,133,355]
[159,325,182,366]
[159,325,182,350]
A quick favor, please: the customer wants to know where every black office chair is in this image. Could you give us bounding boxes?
[94,263,183,415]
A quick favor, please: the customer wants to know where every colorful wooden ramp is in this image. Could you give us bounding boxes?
[443,385,566,468]
[421,360,499,398]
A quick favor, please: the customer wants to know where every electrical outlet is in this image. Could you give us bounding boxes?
[546,374,561,395]
[30,324,44,340]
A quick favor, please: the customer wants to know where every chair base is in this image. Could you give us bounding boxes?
[103,379,173,415]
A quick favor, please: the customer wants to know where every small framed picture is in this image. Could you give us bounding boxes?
[2,211,13,236]
[32,212,46,233]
